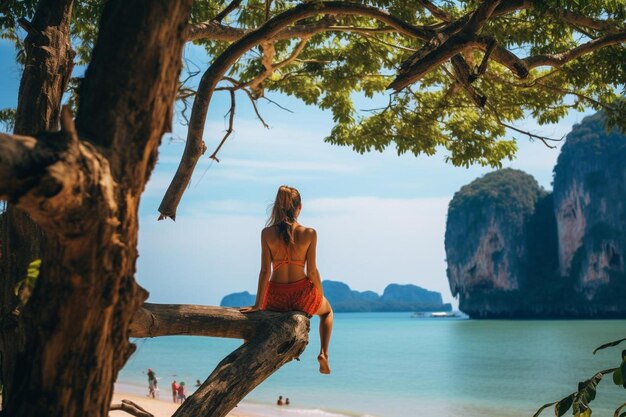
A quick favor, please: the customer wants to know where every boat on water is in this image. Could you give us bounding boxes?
[411,311,462,318]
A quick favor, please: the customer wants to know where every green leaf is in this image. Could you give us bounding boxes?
[614,367,624,386]
[593,338,626,354]
[13,258,41,302]
[555,394,575,417]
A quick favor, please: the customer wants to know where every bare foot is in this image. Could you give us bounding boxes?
[317,353,331,374]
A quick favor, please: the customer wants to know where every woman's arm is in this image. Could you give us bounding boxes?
[241,229,271,313]
[305,228,324,297]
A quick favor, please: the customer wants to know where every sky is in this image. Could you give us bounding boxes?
[0,38,593,308]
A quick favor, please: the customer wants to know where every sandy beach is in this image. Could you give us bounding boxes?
[110,391,248,417]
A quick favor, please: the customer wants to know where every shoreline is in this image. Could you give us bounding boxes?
[112,385,365,417]
[111,391,251,417]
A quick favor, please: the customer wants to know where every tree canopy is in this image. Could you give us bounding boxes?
[1,2,626,416]
[2,0,625,218]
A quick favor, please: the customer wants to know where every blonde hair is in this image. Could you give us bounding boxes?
[267,185,301,245]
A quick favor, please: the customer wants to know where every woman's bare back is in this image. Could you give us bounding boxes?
[263,224,315,284]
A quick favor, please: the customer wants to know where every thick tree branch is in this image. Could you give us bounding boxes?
[465,0,501,34]
[129,303,306,339]
[129,304,310,417]
[450,56,487,108]
[0,107,117,236]
[524,31,626,69]
[546,7,624,33]
[390,33,478,91]
[212,0,242,23]
[391,0,515,91]
[390,3,625,91]
[187,2,434,42]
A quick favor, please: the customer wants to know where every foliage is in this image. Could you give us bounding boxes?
[0,108,16,131]
[1,0,625,167]
[535,337,626,417]
[448,168,545,230]
[14,258,41,307]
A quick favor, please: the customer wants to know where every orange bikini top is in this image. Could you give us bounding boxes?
[273,245,306,270]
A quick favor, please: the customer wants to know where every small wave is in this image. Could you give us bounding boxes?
[281,408,352,416]
[236,402,378,417]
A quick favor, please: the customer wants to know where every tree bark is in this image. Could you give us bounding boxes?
[1,1,192,417]
[129,304,311,417]
[0,0,74,409]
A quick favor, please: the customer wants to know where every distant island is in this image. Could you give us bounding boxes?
[221,280,451,312]
[446,112,626,318]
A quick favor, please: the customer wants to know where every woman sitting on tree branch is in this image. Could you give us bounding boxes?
[241,185,334,374]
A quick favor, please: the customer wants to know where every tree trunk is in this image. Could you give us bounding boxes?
[0,1,192,416]
[129,304,311,417]
[0,0,74,408]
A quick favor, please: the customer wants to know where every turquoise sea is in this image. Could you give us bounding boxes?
[117,313,626,417]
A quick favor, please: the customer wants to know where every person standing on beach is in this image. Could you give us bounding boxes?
[277,395,284,406]
[147,368,157,398]
[240,186,334,374]
[177,382,186,403]
[171,380,179,403]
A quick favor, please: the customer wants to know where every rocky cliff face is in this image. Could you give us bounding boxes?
[553,113,626,299]
[445,113,626,318]
[445,169,545,315]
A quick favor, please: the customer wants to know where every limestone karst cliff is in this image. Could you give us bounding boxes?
[445,169,547,317]
[446,113,626,318]
[553,113,626,300]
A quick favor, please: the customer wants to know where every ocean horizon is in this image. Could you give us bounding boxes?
[117,312,626,417]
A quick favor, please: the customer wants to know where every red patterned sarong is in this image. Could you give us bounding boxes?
[261,278,323,316]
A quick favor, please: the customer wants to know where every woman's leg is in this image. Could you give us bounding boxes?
[315,297,333,374]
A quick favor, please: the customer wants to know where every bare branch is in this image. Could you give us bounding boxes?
[486,103,562,149]
[208,89,236,162]
[500,120,562,148]
[244,88,270,128]
[262,95,294,113]
[110,400,154,417]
